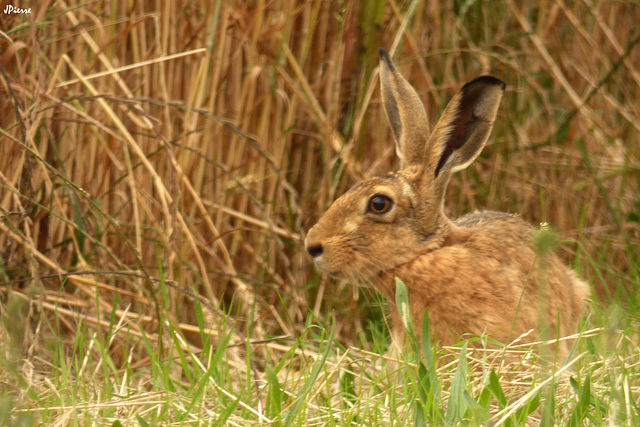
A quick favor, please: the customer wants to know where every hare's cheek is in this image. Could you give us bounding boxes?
[328,244,380,279]
[313,242,353,276]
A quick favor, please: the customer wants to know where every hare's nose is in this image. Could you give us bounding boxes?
[307,244,323,258]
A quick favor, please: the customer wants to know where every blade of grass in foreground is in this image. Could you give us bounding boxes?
[284,322,335,427]
[266,364,285,427]
[445,343,470,424]
[396,277,444,425]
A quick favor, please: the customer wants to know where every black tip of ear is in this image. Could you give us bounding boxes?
[379,48,394,71]
[463,75,506,91]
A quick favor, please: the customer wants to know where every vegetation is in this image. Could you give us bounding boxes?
[1,0,638,425]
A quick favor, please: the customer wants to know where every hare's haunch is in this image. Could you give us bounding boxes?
[306,48,589,355]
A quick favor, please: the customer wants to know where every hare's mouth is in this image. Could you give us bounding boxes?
[319,267,341,279]
[312,259,341,278]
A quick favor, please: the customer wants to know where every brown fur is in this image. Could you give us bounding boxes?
[305,49,590,356]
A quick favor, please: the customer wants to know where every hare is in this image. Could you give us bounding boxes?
[305,48,589,356]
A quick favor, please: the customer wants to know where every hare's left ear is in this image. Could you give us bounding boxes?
[379,48,430,168]
[426,76,505,179]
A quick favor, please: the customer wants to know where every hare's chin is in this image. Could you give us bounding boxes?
[312,260,341,278]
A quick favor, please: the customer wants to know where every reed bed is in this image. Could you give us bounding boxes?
[1,0,639,424]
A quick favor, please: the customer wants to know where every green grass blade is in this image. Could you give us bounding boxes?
[212,397,241,427]
[540,382,556,427]
[284,323,335,427]
[446,342,469,424]
[421,308,434,372]
[266,364,284,425]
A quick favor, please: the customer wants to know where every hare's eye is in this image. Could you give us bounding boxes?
[368,195,392,214]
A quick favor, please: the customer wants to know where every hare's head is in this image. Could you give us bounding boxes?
[305,49,505,281]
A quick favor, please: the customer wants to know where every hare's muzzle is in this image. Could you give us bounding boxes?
[304,225,323,258]
[305,228,328,273]
[306,244,323,258]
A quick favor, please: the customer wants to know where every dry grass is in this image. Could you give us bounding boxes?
[1,0,639,424]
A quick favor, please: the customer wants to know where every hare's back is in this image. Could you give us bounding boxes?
[454,210,530,230]
[452,210,588,339]
[454,210,535,254]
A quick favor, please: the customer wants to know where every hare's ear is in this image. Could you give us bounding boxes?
[426,76,505,179]
[379,48,430,168]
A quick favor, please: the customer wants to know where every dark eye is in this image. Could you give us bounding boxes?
[368,195,392,214]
